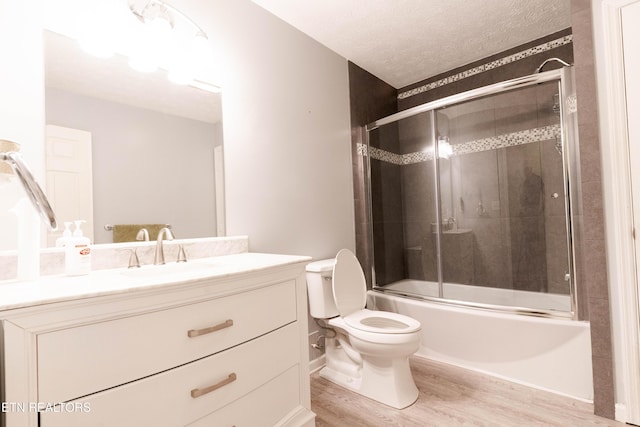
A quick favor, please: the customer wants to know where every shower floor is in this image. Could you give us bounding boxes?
[378,279,571,313]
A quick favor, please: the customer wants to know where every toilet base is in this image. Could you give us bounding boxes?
[320,339,419,409]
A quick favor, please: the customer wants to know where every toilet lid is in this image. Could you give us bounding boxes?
[332,249,367,316]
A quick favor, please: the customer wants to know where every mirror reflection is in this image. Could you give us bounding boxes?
[43,30,224,246]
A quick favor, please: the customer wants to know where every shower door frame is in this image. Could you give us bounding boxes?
[365,67,579,319]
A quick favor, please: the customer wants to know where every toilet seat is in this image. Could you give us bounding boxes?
[343,309,421,334]
[332,250,421,335]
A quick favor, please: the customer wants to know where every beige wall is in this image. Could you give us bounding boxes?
[188,0,355,259]
[0,0,45,250]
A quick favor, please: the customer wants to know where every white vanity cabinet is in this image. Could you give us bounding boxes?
[0,254,315,427]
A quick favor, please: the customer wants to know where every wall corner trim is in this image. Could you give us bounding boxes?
[595,0,640,423]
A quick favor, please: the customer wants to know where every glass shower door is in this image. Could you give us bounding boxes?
[368,111,439,296]
[367,69,576,316]
[434,80,571,309]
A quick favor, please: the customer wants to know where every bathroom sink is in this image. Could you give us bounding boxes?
[120,259,241,279]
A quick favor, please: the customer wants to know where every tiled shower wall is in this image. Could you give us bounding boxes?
[349,16,615,418]
[348,62,398,286]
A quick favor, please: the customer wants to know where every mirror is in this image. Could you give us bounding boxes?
[43,30,224,245]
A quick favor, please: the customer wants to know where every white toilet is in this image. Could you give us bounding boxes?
[306,249,421,409]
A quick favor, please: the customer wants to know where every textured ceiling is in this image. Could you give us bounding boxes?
[46,1,571,121]
[250,0,572,88]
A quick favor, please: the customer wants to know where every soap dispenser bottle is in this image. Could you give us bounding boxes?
[65,220,91,276]
[56,222,73,247]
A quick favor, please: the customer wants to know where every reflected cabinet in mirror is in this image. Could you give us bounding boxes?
[43,30,224,246]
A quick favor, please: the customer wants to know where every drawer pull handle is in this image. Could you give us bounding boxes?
[187,319,234,338]
[190,373,237,398]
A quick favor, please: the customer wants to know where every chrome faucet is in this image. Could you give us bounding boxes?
[154,227,174,265]
[136,228,149,241]
[1,150,57,230]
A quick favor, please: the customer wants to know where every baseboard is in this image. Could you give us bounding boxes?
[615,403,627,424]
[309,355,325,374]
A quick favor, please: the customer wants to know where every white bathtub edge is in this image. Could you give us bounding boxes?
[414,351,593,403]
[369,290,594,401]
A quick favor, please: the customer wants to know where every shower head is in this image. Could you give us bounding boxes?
[535,58,571,73]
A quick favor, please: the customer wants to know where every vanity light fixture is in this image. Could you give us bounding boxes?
[75,0,218,92]
[76,1,123,59]
[128,0,212,85]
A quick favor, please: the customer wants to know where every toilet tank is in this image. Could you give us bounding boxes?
[305,258,339,318]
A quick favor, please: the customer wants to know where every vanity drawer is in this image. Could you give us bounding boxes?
[37,280,297,403]
[187,365,300,427]
[39,322,300,427]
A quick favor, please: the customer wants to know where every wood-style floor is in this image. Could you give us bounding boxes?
[311,356,627,427]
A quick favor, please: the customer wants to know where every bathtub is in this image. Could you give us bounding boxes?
[382,279,572,313]
[367,286,594,401]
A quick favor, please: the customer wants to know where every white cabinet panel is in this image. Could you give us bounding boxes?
[39,323,299,427]
[188,365,301,427]
[37,280,296,403]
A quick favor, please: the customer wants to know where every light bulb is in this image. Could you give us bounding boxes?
[129,54,158,73]
[79,36,114,58]
[127,17,168,73]
[190,33,213,69]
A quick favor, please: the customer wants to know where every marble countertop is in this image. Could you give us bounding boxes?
[0,252,311,312]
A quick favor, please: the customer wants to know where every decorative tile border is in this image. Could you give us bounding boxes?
[403,151,432,164]
[453,124,560,156]
[369,146,403,165]
[361,124,561,165]
[398,35,573,100]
